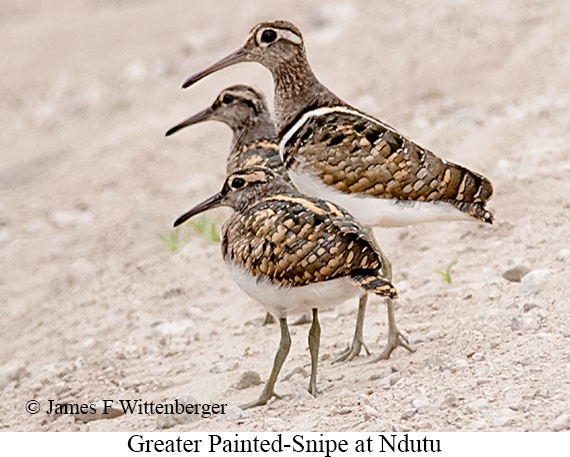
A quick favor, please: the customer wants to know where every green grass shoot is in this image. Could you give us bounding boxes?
[434,260,458,283]
[155,228,181,253]
[186,215,220,243]
[156,216,220,253]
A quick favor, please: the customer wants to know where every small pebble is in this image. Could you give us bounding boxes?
[555,249,570,264]
[0,360,29,390]
[476,378,492,386]
[265,417,287,431]
[523,303,538,313]
[282,366,308,381]
[545,388,557,398]
[551,413,570,431]
[500,408,516,417]
[363,405,379,420]
[464,419,488,431]
[210,362,231,374]
[412,397,432,409]
[395,280,411,294]
[509,398,524,411]
[338,406,352,415]
[426,330,442,341]
[287,373,305,384]
[520,269,551,294]
[478,308,502,320]
[156,395,201,429]
[186,307,204,317]
[293,389,314,402]
[235,371,263,390]
[221,406,248,422]
[440,394,457,409]
[511,314,541,332]
[75,400,124,423]
[327,373,344,382]
[54,381,70,396]
[502,264,531,282]
[359,394,371,406]
[408,333,426,345]
[417,405,436,414]
[493,417,512,428]
[379,372,402,389]
[471,352,485,362]
[451,359,468,372]
[416,421,433,430]
[153,320,195,339]
[412,397,435,414]
[401,408,417,420]
[73,357,84,370]
[519,355,533,366]
[466,398,489,413]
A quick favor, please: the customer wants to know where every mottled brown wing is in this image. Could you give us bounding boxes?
[284,109,493,223]
[222,193,384,286]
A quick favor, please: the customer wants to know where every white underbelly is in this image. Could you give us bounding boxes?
[227,263,363,319]
[289,169,472,227]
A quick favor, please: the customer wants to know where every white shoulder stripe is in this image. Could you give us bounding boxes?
[279,106,410,162]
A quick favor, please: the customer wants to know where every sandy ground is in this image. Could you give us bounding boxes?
[1,0,570,432]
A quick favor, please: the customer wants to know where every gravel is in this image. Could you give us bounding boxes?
[235,371,263,390]
[502,264,531,282]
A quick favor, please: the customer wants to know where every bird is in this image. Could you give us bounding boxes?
[166,84,311,327]
[179,20,494,361]
[173,166,397,408]
[166,84,289,182]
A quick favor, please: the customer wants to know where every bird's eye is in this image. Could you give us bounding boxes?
[222,94,234,104]
[261,29,277,43]
[231,177,245,189]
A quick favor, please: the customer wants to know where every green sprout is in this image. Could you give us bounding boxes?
[155,228,181,253]
[156,216,220,253]
[434,260,458,284]
[186,214,220,243]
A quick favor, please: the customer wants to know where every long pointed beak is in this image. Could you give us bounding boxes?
[165,107,214,136]
[182,47,249,89]
[173,192,223,227]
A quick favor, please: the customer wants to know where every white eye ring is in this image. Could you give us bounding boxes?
[256,28,302,47]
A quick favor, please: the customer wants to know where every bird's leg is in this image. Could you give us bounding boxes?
[307,308,321,396]
[240,317,291,409]
[371,248,415,362]
[262,312,276,326]
[333,294,370,363]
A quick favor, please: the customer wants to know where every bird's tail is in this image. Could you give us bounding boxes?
[351,271,398,299]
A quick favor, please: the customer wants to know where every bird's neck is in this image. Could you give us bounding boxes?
[272,54,342,136]
[231,115,277,151]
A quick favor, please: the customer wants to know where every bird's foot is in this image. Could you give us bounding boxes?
[370,328,415,363]
[239,390,282,410]
[332,338,371,364]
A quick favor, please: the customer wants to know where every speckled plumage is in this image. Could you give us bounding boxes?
[180,19,496,361]
[181,21,494,226]
[282,107,493,223]
[175,167,395,298]
[166,85,289,181]
[173,167,396,407]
